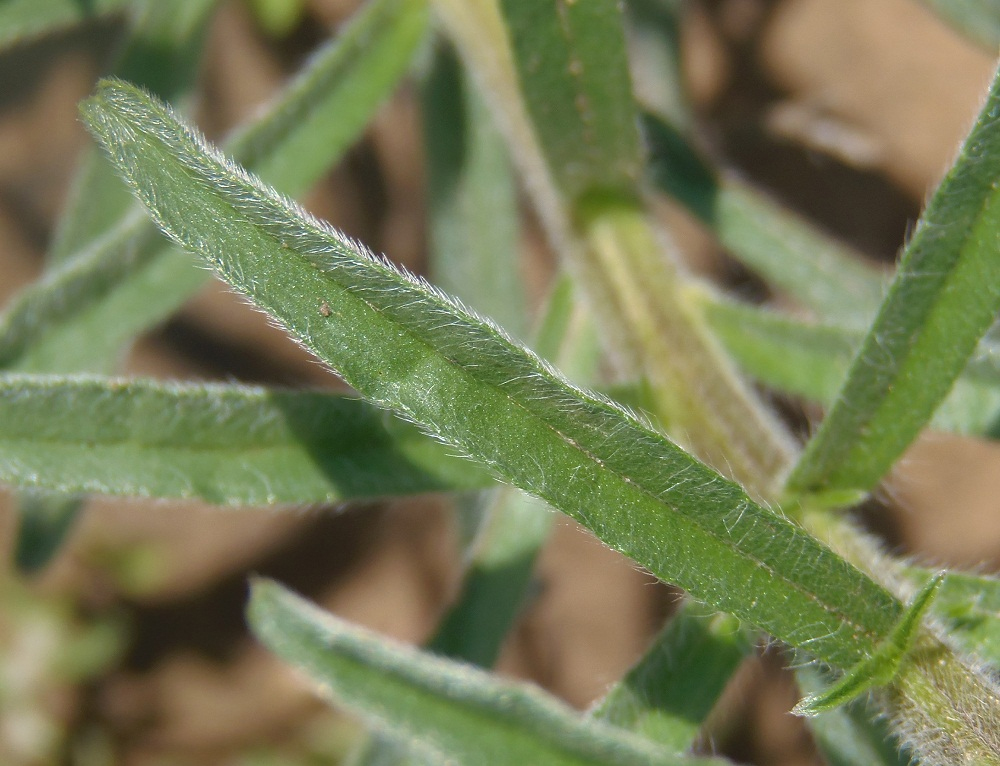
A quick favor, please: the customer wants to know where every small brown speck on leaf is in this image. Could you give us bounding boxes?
[319,301,331,317]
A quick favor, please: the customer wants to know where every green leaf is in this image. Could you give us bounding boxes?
[0,0,130,51]
[643,113,888,323]
[47,0,220,265]
[788,65,1000,495]
[0,375,491,505]
[0,0,428,376]
[695,290,1000,438]
[423,39,526,337]
[903,567,1000,668]
[83,79,906,670]
[796,667,910,766]
[429,489,552,667]
[794,572,944,716]
[917,0,1000,51]
[497,0,642,205]
[590,602,754,752]
[247,579,726,766]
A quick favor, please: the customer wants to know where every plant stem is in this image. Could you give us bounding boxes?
[577,199,796,501]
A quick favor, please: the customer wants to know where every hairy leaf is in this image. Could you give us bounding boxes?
[0,376,490,505]
[248,579,726,766]
[789,64,1000,494]
[84,80,905,669]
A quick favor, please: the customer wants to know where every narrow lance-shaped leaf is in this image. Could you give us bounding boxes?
[47,0,220,265]
[917,0,1000,51]
[497,0,642,204]
[643,113,888,323]
[794,572,945,716]
[0,0,428,376]
[788,63,1000,495]
[695,289,1000,438]
[83,79,905,670]
[0,0,130,51]
[590,602,755,753]
[247,579,728,766]
[85,81,1000,763]
[0,375,491,506]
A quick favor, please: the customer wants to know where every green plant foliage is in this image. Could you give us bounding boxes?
[590,602,754,752]
[0,0,427,377]
[694,290,1000,437]
[82,79,905,671]
[496,0,641,205]
[643,114,888,324]
[47,0,220,266]
[0,375,489,505]
[794,573,945,716]
[789,63,1000,496]
[247,579,727,766]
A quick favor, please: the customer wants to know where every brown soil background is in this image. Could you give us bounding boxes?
[0,1,998,764]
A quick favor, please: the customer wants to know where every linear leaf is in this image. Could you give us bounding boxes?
[796,668,910,766]
[0,0,130,50]
[496,0,642,204]
[698,291,1000,437]
[0,0,428,375]
[247,579,726,766]
[590,602,754,752]
[83,79,906,670]
[794,573,944,716]
[917,0,1000,51]
[0,375,490,505]
[423,40,525,336]
[643,114,888,323]
[789,65,1000,494]
[351,284,599,766]
[47,0,220,265]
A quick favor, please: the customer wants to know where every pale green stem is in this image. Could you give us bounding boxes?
[578,200,796,501]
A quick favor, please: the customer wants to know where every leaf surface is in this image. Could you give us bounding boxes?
[789,65,1000,494]
[591,602,754,752]
[83,80,905,669]
[0,376,489,505]
[497,0,642,204]
[247,579,726,766]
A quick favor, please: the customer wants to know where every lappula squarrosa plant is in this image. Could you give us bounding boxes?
[3,0,1000,763]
